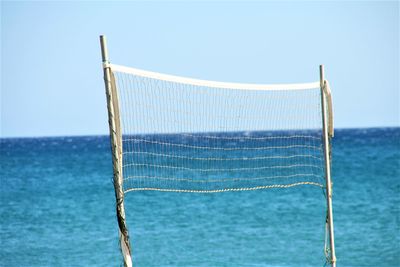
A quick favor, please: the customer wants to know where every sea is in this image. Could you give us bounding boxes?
[0,127,399,267]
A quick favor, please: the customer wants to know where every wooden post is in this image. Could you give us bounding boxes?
[320,65,337,267]
[100,35,133,267]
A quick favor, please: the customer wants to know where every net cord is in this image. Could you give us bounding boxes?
[124,181,323,194]
[323,80,334,137]
[110,72,132,267]
[106,63,320,91]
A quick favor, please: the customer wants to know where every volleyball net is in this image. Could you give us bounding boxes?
[110,64,328,193]
[100,34,336,267]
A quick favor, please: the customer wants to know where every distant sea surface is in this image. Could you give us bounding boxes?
[1,128,399,267]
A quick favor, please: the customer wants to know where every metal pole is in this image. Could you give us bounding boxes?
[100,35,133,267]
[320,65,336,267]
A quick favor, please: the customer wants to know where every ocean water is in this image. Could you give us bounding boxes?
[0,128,399,267]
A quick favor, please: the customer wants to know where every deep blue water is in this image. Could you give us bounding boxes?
[0,128,399,267]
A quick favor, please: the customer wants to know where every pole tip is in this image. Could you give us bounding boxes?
[99,35,109,62]
[319,65,325,86]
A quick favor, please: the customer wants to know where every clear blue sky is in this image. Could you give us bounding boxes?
[1,1,399,137]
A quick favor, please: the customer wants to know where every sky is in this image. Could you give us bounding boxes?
[1,1,399,138]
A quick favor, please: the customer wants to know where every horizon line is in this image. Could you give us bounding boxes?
[1,126,399,139]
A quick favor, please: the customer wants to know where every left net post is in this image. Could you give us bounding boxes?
[100,35,133,267]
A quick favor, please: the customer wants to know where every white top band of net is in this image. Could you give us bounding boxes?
[107,63,320,91]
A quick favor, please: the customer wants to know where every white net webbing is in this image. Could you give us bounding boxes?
[111,65,325,193]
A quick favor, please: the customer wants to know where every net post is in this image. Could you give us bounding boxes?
[320,65,337,267]
[100,35,133,267]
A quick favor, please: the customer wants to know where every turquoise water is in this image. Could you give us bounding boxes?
[1,128,399,267]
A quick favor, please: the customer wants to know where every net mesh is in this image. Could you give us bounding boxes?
[112,69,325,193]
